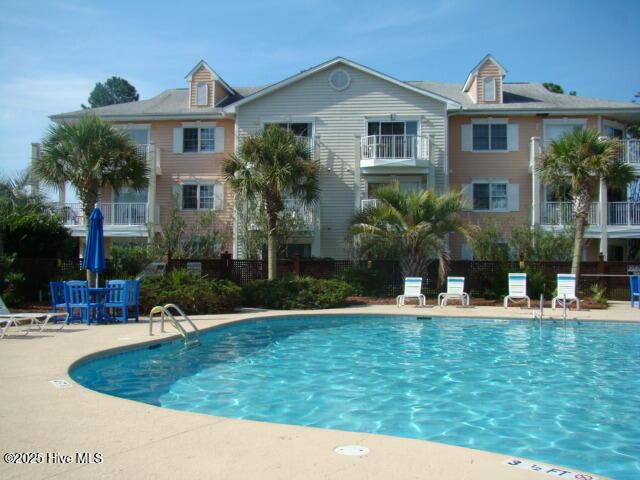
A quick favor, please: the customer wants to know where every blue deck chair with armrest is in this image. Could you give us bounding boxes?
[105,280,128,323]
[49,281,67,319]
[65,280,101,324]
[630,275,640,308]
[125,280,141,322]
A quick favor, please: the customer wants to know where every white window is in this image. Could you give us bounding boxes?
[181,183,219,211]
[196,83,208,106]
[473,182,508,211]
[182,127,215,152]
[483,77,496,102]
[543,120,586,142]
[472,123,507,151]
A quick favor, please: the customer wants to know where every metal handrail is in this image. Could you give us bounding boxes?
[149,304,199,345]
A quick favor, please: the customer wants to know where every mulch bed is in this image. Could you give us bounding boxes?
[346,296,608,309]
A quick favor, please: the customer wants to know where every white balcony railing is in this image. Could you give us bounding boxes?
[283,198,316,231]
[541,202,600,226]
[135,143,161,173]
[360,135,429,161]
[616,139,640,165]
[360,198,382,210]
[60,203,149,226]
[295,136,314,158]
[534,138,640,165]
[608,202,640,225]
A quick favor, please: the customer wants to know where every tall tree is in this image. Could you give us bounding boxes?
[538,128,634,279]
[82,76,139,109]
[349,184,471,281]
[33,115,149,223]
[223,125,319,279]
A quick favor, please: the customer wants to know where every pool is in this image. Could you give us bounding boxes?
[70,315,640,479]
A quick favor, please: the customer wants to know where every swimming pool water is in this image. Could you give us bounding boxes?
[71,316,640,479]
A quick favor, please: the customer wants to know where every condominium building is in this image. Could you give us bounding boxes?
[42,55,640,260]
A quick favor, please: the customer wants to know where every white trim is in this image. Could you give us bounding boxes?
[178,180,221,211]
[443,103,449,193]
[225,57,460,112]
[328,69,351,91]
[470,120,509,152]
[180,125,218,153]
[470,179,510,212]
[542,117,587,141]
[181,121,217,128]
[463,54,507,92]
[483,77,496,102]
[184,60,237,95]
[196,82,209,106]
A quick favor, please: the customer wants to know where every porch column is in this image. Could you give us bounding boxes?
[599,177,608,260]
[147,143,157,244]
[530,137,541,226]
[354,135,361,211]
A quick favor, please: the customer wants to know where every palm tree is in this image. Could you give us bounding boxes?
[32,115,149,221]
[223,125,319,279]
[538,128,634,279]
[350,184,471,281]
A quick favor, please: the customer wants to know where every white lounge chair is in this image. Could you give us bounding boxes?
[438,276,469,306]
[504,273,531,308]
[0,296,68,340]
[552,274,580,310]
[396,277,426,307]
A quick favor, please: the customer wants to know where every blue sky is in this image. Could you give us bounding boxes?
[1,0,639,176]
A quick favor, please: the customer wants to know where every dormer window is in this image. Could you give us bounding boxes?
[196,83,209,106]
[483,77,496,102]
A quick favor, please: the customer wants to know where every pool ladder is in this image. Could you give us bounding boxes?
[149,303,200,347]
[532,294,544,324]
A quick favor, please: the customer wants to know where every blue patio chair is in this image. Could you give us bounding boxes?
[105,280,128,323]
[125,280,141,322]
[49,281,67,318]
[630,275,640,308]
[65,280,102,324]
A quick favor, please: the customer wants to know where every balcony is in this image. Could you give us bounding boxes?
[60,202,150,237]
[295,136,315,158]
[608,202,640,226]
[615,139,640,165]
[136,143,162,174]
[360,198,382,210]
[531,138,640,167]
[541,202,600,226]
[360,134,429,168]
[283,199,316,232]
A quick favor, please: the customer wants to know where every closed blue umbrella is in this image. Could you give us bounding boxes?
[82,205,106,287]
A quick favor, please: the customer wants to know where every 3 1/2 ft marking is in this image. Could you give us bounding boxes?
[503,458,599,479]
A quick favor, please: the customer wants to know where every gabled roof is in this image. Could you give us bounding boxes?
[224,57,461,112]
[463,54,507,92]
[185,60,237,96]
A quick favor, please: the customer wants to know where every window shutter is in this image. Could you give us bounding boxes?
[461,124,473,151]
[173,128,183,153]
[507,123,519,151]
[460,183,473,210]
[172,184,182,208]
[214,183,224,210]
[507,183,520,211]
[214,126,225,153]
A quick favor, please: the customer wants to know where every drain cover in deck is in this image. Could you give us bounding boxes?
[334,445,369,456]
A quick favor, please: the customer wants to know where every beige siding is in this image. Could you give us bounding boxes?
[467,76,477,103]
[189,66,213,108]
[448,115,599,259]
[476,61,502,104]
[151,119,235,251]
[235,64,448,259]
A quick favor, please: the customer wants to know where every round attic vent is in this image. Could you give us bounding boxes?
[329,69,351,91]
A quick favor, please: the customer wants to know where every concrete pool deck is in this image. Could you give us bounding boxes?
[2,303,636,479]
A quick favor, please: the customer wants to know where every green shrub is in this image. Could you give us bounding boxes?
[110,244,155,278]
[523,266,554,300]
[0,254,25,306]
[139,269,241,315]
[242,277,353,309]
[589,283,608,305]
[338,265,385,296]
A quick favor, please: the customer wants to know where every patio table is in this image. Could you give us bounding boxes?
[88,287,109,323]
